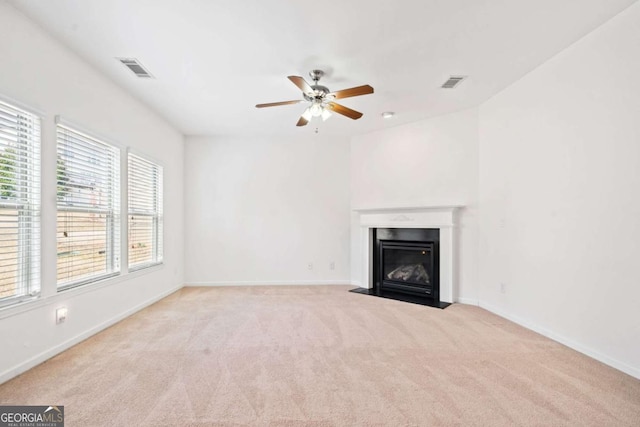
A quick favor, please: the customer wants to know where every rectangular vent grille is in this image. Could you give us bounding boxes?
[117,58,154,78]
[441,76,466,89]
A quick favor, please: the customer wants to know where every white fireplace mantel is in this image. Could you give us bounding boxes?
[353,205,462,303]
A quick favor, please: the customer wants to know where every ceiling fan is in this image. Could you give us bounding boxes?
[256,70,374,127]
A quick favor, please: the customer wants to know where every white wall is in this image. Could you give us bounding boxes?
[350,108,479,302]
[184,135,351,285]
[478,2,640,378]
[0,3,184,383]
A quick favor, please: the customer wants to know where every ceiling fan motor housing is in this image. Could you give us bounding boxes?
[304,84,330,102]
[303,70,331,102]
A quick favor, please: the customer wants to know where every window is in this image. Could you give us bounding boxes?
[0,100,40,305]
[56,124,120,288]
[128,153,163,270]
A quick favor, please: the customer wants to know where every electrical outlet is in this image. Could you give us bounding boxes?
[330,261,335,270]
[56,307,68,324]
[308,262,313,270]
[500,283,506,294]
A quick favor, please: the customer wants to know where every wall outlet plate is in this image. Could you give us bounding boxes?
[56,307,68,324]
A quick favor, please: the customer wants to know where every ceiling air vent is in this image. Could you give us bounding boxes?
[441,76,466,89]
[117,58,154,78]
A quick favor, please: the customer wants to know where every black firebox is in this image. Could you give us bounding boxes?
[379,241,436,296]
[374,228,440,302]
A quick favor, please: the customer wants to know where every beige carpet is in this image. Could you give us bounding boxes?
[1,286,639,426]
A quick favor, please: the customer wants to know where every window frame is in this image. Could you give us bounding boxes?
[0,97,41,308]
[55,119,121,290]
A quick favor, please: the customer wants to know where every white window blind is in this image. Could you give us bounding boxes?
[0,100,40,305]
[56,124,120,288]
[128,153,163,270]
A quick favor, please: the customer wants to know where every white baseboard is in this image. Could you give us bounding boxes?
[0,285,182,385]
[184,280,351,287]
[456,297,479,305]
[479,301,640,380]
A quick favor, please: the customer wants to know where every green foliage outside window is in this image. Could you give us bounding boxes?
[0,148,16,199]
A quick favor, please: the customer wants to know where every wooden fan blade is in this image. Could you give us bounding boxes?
[288,76,314,95]
[329,84,374,100]
[296,116,309,127]
[256,100,303,108]
[326,102,363,120]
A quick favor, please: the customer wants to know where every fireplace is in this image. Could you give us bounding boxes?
[374,228,440,301]
[349,206,459,308]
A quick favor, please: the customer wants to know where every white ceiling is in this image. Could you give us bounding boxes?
[9,0,637,137]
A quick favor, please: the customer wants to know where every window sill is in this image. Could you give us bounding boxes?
[129,261,164,273]
[0,263,166,320]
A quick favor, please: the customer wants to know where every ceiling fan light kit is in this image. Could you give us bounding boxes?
[256,70,374,127]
